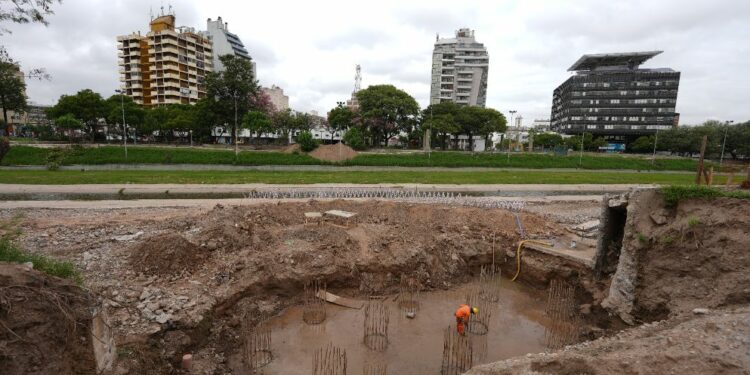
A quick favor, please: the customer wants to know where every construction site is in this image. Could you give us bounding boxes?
[1,186,749,374]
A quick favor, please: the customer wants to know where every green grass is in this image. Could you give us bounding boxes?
[0,169,727,185]
[661,185,750,207]
[2,145,323,166]
[0,239,83,284]
[2,145,706,171]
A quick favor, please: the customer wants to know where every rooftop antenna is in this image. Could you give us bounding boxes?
[150,6,154,20]
[436,33,439,42]
[354,64,362,92]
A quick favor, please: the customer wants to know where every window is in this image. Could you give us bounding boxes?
[611,99,620,104]
[620,91,627,96]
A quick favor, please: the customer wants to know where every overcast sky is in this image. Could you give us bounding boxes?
[2,0,749,125]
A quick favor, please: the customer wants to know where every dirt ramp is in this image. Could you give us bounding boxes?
[467,306,750,375]
[0,263,98,375]
[128,233,207,276]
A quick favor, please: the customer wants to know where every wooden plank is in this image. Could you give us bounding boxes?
[316,290,365,309]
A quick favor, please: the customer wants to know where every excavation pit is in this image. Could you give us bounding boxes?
[259,279,549,374]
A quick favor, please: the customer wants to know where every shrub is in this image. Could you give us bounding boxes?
[343,127,366,150]
[296,131,318,152]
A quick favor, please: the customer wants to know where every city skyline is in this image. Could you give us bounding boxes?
[2,0,749,125]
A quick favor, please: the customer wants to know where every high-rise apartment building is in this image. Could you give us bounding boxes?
[261,85,289,112]
[550,51,680,141]
[117,12,213,106]
[429,28,489,107]
[205,17,255,75]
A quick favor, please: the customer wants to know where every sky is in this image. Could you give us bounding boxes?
[2,0,749,126]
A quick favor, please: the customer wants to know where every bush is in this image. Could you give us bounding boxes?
[343,127,366,150]
[296,131,318,152]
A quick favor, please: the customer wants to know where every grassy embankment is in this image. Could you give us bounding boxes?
[2,145,704,171]
[0,169,727,185]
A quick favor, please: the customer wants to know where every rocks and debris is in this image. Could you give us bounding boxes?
[113,231,144,242]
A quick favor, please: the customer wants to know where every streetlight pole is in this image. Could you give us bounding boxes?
[507,110,516,163]
[719,120,733,171]
[233,93,238,158]
[115,89,127,160]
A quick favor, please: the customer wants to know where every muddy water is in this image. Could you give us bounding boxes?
[262,279,548,374]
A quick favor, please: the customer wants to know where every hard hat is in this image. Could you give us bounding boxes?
[471,307,479,314]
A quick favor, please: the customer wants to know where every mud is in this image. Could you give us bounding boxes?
[251,280,548,374]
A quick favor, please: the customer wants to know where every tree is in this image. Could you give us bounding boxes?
[205,54,259,154]
[0,60,26,135]
[327,103,354,142]
[104,94,145,141]
[534,133,564,149]
[54,113,83,142]
[356,84,419,147]
[422,102,459,150]
[47,89,106,142]
[249,90,275,115]
[629,135,656,153]
[242,110,272,144]
[0,0,60,34]
[343,126,366,150]
[724,121,750,159]
[296,130,318,152]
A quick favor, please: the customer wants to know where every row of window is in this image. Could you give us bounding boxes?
[570,90,677,97]
[561,124,673,130]
[579,80,678,88]
[567,116,672,122]
[571,98,676,105]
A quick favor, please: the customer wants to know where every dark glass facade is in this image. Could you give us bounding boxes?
[550,52,680,141]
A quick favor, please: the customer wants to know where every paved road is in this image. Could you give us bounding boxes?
[0,183,648,195]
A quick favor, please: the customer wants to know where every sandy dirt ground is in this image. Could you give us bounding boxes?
[1,198,598,374]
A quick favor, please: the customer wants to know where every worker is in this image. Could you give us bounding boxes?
[455,304,478,335]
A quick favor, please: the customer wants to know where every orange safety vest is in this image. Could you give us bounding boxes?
[455,304,471,321]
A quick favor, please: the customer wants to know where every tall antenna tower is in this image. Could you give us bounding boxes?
[354,64,362,93]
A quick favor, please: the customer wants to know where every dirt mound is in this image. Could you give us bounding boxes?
[280,143,301,153]
[308,143,357,162]
[468,306,750,375]
[128,233,208,276]
[0,263,98,375]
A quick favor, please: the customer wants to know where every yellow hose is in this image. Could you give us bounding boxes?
[511,240,553,282]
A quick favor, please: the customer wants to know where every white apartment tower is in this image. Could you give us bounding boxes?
[430,28,489,107]
[205,17,256,75]
[117,12,213,106]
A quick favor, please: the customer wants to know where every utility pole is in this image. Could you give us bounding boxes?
[507,110,516,163]
[115,89,127,160]
[651,130,659,166]
[719,120,733,171]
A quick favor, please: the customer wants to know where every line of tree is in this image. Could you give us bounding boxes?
[325,85,507,150]
[628,120,750,159]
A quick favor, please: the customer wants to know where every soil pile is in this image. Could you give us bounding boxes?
[308,143,357,162]
[280,143,300,154]
[468,306,750,374]
[128,233,207,276]
[0,263,97,375]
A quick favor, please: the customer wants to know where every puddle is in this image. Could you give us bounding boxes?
[261,279,549,374]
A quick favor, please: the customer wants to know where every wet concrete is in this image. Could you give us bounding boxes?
[261,279,549,374]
